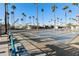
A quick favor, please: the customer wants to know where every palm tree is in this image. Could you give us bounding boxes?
[0,19,2,21]
[72,3,79,7]
[22,13,26,18]
[41,8,44,28]
[48,20,51,27]
[13,18,19,25]
[34,3,39,31]
[21,18,23,21]
[68,10,72,23]
[29,16,32,25]
[62,6,69,25]
[22,13,26,25]
[68,10,72,13]
[72,3,79,25]
[32,16,35,26]
[60,18,62,25]
[57,17,59,26]
[11,4,16,28]
[51,19,53,26]
[11,4,16,20]
[72,18,77,25]
[51,4,57,29]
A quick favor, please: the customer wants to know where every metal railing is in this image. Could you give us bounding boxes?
[8,32,30,56]
[8,32,17,56]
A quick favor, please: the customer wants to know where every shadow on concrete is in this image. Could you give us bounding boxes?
[0,51,5,54]
[0,41,9,45]
[20,33,55,43]
[13,32,79,56]
[71,42,79,45]
[46,44,79,56]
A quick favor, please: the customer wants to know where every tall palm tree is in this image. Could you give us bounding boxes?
[72,18,77,25]
[68,10,72,13]
[22,13,26,18]
[41,8,44,28]
[48,20,51,27]
[72,3,79,25]
[32,16,35,26]
[60,18,62,25]
[68,10,72,23]
[22,13,26,25]
[57,17,59,26]
[13,18,19,25]
[72,3,79,7]
[34,3,39,31]
[21,18,23,21]
[51,4,57,29]
[51,19,53,26]
[62,6,69,25]
[0,19,2,21]
[29,16,32,25]
[11,4,16,28]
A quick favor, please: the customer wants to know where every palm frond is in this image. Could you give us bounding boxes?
[62,6,69,10]
[51,4,57,12]
[72,3,79,6]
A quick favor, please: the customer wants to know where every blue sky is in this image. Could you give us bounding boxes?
[0,3,79,26]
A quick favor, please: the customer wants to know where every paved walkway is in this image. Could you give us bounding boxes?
[13,32,79,56]
[69,35,79,49]
[0,34,9,56]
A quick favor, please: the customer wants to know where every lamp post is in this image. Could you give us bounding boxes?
[4,3,8,34]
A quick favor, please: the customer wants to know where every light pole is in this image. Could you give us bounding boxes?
[4,3,8,34]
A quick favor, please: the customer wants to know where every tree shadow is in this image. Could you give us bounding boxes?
[0,41,9,45]
[13,32,79,56]
[46,44,79,56]
[71,42,79,45]
[15,37,57,56]
[0,51,5,54]
[30,50,55,56]
[20,33,55,43]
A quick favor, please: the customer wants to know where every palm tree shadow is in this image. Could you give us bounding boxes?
[46,44,66,56]
[0,51,5,54]
[46,44,79,56]
[0,41,9,45]
[71,42,79,45]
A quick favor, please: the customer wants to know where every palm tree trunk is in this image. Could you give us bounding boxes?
[54,12,56,29]
[42,11,44,28]
[12,11,15,28]
[33,18,34,26]
[7,14,9,32]
[36,3,39,31]
[65,11,67,25]
[11,11,15,28]
[30,19,31,25]
[11,13,13,26]
[23,16,25,25]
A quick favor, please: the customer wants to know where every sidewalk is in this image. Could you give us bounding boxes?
[13,33,79,56]
[0,34,9,56]
[69,35,79,49]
